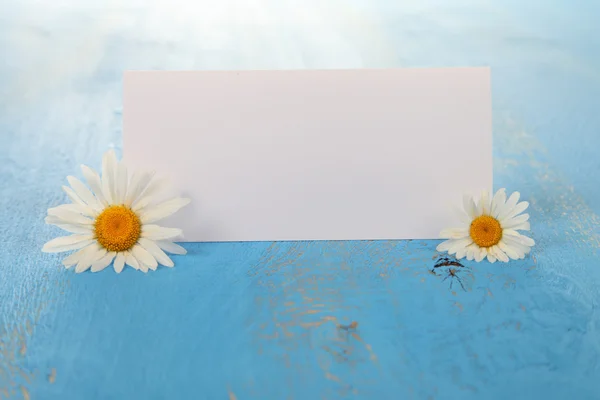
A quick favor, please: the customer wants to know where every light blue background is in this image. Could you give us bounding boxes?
[1,1,599,399]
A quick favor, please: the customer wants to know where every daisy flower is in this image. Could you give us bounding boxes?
[436,189,534,263]
[42,150,190,273]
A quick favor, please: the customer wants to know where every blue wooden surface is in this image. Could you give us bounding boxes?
[1,1,600,399]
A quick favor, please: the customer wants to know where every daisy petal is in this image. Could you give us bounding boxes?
[479,190,491,216]
[502,201,529,222]
[115,162,128,205]
[466,245,476,261]
[81,164,107,206]
[42,234,94,253]
[47,208,94,225]
[91,252,116,272]
[507,221,530,231]
[138,238,174,267]
[502,214,530,229]
[125,251,141,271]
[448,238,473,255]
[125,170,155,207]
[155,240,187,255]
[102,150,117,204]
[475,248,486,262]
[61,244,94,267]
[67,176,100,210]
[132,244,158,271]
[492,245,509,262]
[139,198,191,224]
[502,237,532,257]
[62,186,97,217]
[47,204,82,214]
[498,240,520,260]
[487,254,497,263]
[114,252,126,273]
[491,188,507,218]
[132,176,168,210]
[506,233,535,247]
[497,191,521,221]
[455,247,467,260]
[141,225,183,241]
[51,223,92,234]
[436,239,455,252]
[453,205,472,224]
[462,194,477,218]
[132,196,153,213]
[439,227,469,240]
[76,246,106,273]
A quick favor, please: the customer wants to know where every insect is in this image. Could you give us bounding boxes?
[337,321,358,332]
[431,256,471,291]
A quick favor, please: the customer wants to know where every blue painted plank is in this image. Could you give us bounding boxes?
[1,1,599,399]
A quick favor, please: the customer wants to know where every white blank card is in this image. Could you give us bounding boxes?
[123,68,492,242]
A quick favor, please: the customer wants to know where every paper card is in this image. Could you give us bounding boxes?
[123,68,492,242]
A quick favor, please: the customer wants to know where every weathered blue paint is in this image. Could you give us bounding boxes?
[1,1,599,399]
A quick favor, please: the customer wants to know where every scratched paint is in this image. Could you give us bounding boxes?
[1,0,600,399]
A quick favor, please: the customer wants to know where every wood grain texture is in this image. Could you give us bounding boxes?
[1,0,599,399]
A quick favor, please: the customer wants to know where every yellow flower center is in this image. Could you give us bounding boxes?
[94,205,141,252]
[469,215,502,248]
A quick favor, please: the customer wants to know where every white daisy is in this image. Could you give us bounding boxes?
[42,150,190,273]
[437,189,535,263]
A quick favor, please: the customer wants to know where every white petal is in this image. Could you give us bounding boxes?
[498,240,520,260]
[101,150,117,204]
[67,176,100,210]
[448,238,472,255]
[50,222,92,234]
[487,253,497,263]
[139,198,191,224]
[453,206,472,224]
[48,206,94,225]
[475,247,486,262]
[91,252,116,272]
[131,176,168,210]
[131,244,158,270]
[439,227,469,240]
[47,203,82,214]
[479,190,491,216]
[455,247,467,260]
[125,251,141,271]
[155,240,187,255]
[138,238,174,267]
[491,189,507,218]
[76,246,106,273]
[115,162,128,205]
[81,164,107,206]
[462,194,477,218]
[505,233,535,247]
[436,239,455,252]
[114,252,126,273]
[141,225,183,240]
[502,214,530,229]
[502,201,529,222]
[502,236,532,257]
[45,215,93,231]
[132,196,153,213]
[42,234,95,253]
[491,245,509,262]
[466,245,476,261]
[61,244,94,267]
[497,191,521,221]
[62,186,97,217]
[125,170,155,207]
[506,221,530,231]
